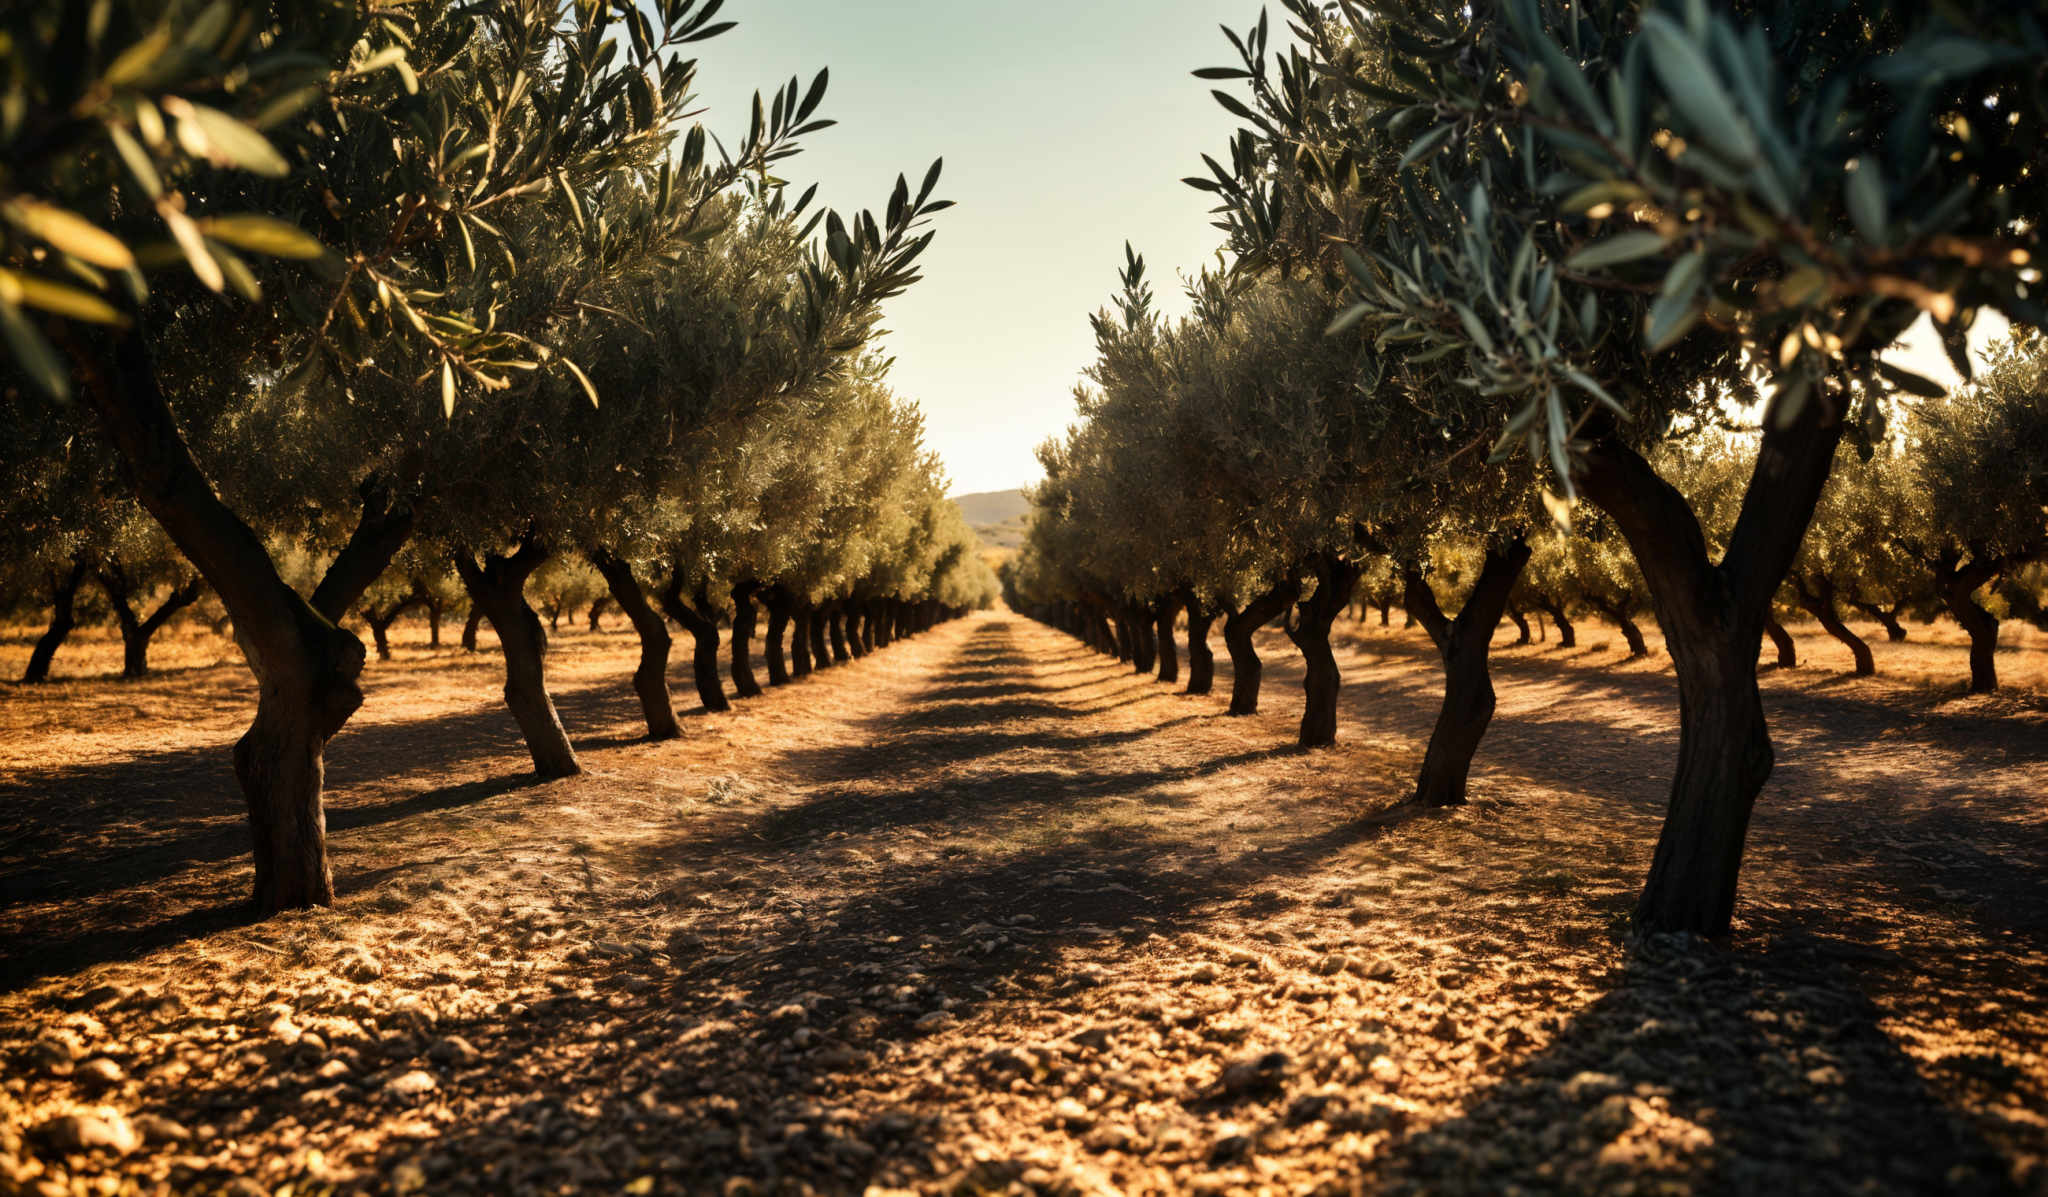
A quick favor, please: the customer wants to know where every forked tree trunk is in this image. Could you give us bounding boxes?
[1287,555,1362,749]
[660,579,730,714]
[791,603,815,678]
[366,614,396,662]
[455,541,580,779]
[807,603,834,670]
[101,569,204,678]
[1506,606,1532,646]
[765,589,793,685]
[1762,617,1797,670]
[1933,548,2005,694]
[731,580,764,698]
[1182,591,1215,696]
[1222,578,1299,717]
[1589,597,1650,659]
[1855,601,1908,643]
[1794,574,1873,676]
[587,550,681,741]
[462,608,482,653]
[79,332,419,914]
[1574,395,1842,937]
[1152,597,1182,685]
[23,559,90,684]
[1404,540,1530,807]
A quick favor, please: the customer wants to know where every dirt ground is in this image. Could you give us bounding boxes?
[1,610,2044,1196]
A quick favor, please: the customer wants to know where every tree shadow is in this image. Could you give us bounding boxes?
[1366,938,2022,1195]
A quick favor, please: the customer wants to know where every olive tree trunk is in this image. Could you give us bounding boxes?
[764,587,793,685]
[455,540,580,779]
[731,580,765,698]
[100,567,204,678]
[587,550,681,740]
[1152,596,1182,685]
[1763,616,1797,670]
[1933,548,2005,694]
[659,579,731,713]
[790,602,815,677]
[1285,555,1362,749]
[461,608,483,653]
[80,332,419,914]
[22,558,90,684]
[1403,540,1530,807]
[806,602,834,670]
[1182,589,1215,696]
[1793,574,1874,676]
[1222,577,1299,717]
[1575,399,1841,937]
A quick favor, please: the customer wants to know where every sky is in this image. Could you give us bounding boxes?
[687,0,1267,497]
[687,4,2007,500]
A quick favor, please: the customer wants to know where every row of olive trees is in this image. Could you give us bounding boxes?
[1,0,993,916]
[1016,0,2043,936]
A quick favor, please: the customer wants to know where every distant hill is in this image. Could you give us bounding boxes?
[952,488,1032,552]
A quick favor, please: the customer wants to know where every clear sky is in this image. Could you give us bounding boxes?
[688,0,1267,497]
[688,4,2004,499]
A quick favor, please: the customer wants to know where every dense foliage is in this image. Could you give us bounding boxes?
[2,0,994,915]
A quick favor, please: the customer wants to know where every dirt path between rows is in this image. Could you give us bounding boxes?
[1,611,2043,1196]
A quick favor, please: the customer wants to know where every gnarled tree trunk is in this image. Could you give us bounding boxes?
[1182,589,1215,696]
[806,602,834,670]
[790,602,815,677]
[101,567,204,678]
[1404,540,1530,807]
[1794,574,1873,676]
[659,579,730,714]
[1286,555,1362,749]
[1506,605,1532,646]
[1588,596,1651,659]
[1933,548,2005,694]
[1762,616,1797,670]
[80,332,419,913]
[731,580,764,698]
[462,608,483,653]
[1152,596,1182,685]
[587,550,681,740]
[22,558,89,684]
[764,588,793,685]
[1222,578,1299,717]
[1575,396,1841,936]
[455,540,580,779]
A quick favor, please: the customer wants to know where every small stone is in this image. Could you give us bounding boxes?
[220,1179,267,1197]
[913,1010,954,1032]
[384,1070,439,1100]
[1368,1055,1402,1086]
[1083,1123,1135,1152]
[266,1014,302,1044]
[1209,1133,1253,1162]
[75,985,134,1011]
[1219,1050,1291,1096]
[75,1058,125,1087]
[428,1036,479,1067]
[316,1059,353,1081]
[39,1112,140,1155]
[1052,1097,1092,1126]
[1315,953,1352,976]
[131,1114,191,1145]
[1182,963,1220,984]
[1361,959,1396,980]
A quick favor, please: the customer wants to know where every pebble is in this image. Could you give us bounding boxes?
[39,1112,139,1155]
[131,1114,191,1144]
[1368,1055,1403,1086]
[385,1070,439,1100]
[1052,1098,1092,1126]
[1220,1050,1291,1096]
[75,1058,125,1087]
[1562,1070,1625,1102]
[429,1036,480,1067]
